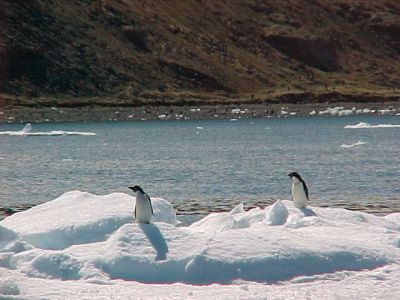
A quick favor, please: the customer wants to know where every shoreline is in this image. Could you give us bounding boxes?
[1,101,399,124]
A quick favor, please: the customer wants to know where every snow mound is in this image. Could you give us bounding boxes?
[1,193,400,288]
[0,226,30,256]
[1,191,178,250]
[344,122,400,129]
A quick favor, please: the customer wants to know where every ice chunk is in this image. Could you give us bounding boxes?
[338,109,353,116]
[0,280,20,295]
[269,200,289,225]
[344,122,400,129]
[340,140,366,148]
[21,123,32,134]
[230,203,244,215]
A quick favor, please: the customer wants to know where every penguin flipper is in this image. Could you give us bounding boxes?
[145,193,154,215]
[134,206,137,219]
[149,196,154,215]
[303,181,309,199]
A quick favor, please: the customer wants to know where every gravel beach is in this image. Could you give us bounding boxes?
[1,101,399,124]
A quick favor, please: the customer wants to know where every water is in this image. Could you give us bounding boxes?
[1,115,400,217]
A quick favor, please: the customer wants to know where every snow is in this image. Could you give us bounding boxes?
[0,123,96,136]
[344,122,400,129]
[1,191,400,299]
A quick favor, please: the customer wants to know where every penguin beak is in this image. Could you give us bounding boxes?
[128,187,134,191]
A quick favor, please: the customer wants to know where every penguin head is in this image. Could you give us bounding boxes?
[129,185,144,193]
[288,172,302,182]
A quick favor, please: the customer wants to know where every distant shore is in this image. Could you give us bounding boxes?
[1,101,399,124]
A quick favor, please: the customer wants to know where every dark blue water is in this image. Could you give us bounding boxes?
[1,115,399,215]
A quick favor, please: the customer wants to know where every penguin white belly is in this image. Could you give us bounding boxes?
[135,194,153,223]
[292,183,308,208]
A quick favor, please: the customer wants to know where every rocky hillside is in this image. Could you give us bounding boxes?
[1,0,399,107]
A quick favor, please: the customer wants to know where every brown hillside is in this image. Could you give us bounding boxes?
[0,0,399,106]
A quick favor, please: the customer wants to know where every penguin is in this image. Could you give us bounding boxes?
[129,185,153,223]
[288,172,309,209]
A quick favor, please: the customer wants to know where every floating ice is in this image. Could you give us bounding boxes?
[340,140,366,148]
[0,124,96,136]
[344,122,400,129]
[21,123,32,134]
[1,192,400,298]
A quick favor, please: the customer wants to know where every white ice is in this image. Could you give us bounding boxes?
[344,122,400,129]
[317,106,396,117]
[21,123,32,134]
[0,123,96,136]
[319,106,344,116]
[340,140,366,148]
[1,191,400,299]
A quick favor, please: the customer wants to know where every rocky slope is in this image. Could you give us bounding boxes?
[0,0,399,107]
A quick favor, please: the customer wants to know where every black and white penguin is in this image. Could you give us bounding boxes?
[288,172,309,209]
[129,185,153,223]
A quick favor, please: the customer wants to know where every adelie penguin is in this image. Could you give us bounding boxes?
[129,185,153,224]
[288,172,309,209]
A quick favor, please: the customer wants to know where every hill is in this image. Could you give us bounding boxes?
[0,0,399,108]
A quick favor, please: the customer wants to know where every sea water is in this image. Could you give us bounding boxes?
[0,115,399,216]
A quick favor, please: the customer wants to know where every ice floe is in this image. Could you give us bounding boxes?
[340,140,366,148]
[1,191,400,298]
[0,123,96,136]
[344,122,400,129]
